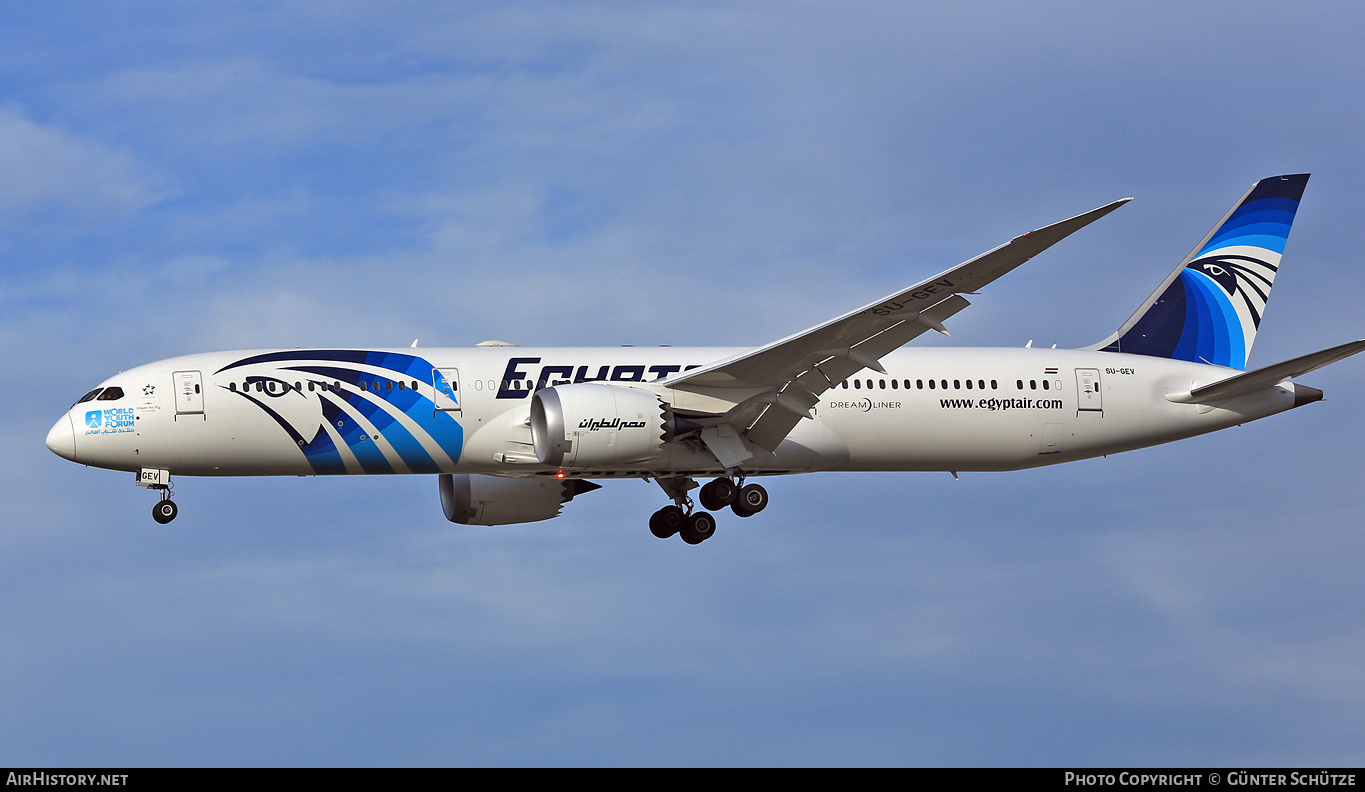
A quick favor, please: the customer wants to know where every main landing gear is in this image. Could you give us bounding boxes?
[700,477,769,517]
[649,475,767,545]
[648,505,715,545]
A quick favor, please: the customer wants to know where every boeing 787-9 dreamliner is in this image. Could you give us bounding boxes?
[46,174,1365,545]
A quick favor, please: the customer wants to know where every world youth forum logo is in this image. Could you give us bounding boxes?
[85,410,102,429]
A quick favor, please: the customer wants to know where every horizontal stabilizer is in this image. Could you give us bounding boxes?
[1167,339,1365,404]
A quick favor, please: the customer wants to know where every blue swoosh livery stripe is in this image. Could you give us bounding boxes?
[218,350,464,474]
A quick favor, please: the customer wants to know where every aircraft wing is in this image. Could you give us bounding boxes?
[661,197,1131,456]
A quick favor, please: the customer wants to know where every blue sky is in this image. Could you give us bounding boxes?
[4,1,1364,766]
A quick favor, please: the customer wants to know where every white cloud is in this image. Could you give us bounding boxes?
[0,107,173,220]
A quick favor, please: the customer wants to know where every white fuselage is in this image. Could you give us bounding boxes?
[48,345,1302,481]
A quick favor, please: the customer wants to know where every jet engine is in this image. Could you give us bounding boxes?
[439,473,601,526]
[531,383,694,468]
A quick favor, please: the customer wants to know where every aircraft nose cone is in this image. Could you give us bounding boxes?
[46,414,76,461]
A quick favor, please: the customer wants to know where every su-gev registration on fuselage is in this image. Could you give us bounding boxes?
[45,174,1365,544]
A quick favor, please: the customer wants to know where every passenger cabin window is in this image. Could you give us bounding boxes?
[96,387,125,401]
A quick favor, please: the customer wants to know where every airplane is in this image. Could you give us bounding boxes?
[45,174,1365,545]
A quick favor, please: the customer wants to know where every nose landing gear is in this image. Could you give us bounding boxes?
[138,467,179,524]
[152,495,178,524]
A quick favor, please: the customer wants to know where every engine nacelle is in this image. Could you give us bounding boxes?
[530,383,669,468]
[439,473,601,526]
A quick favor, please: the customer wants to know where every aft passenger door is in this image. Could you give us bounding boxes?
[1076,368,1102,413]
[433,368,462,416]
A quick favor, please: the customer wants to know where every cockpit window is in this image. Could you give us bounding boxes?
[96,387,125,401]
[75,388,103,405]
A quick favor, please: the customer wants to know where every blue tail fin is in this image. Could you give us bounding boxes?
[1092,174,1309,369]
